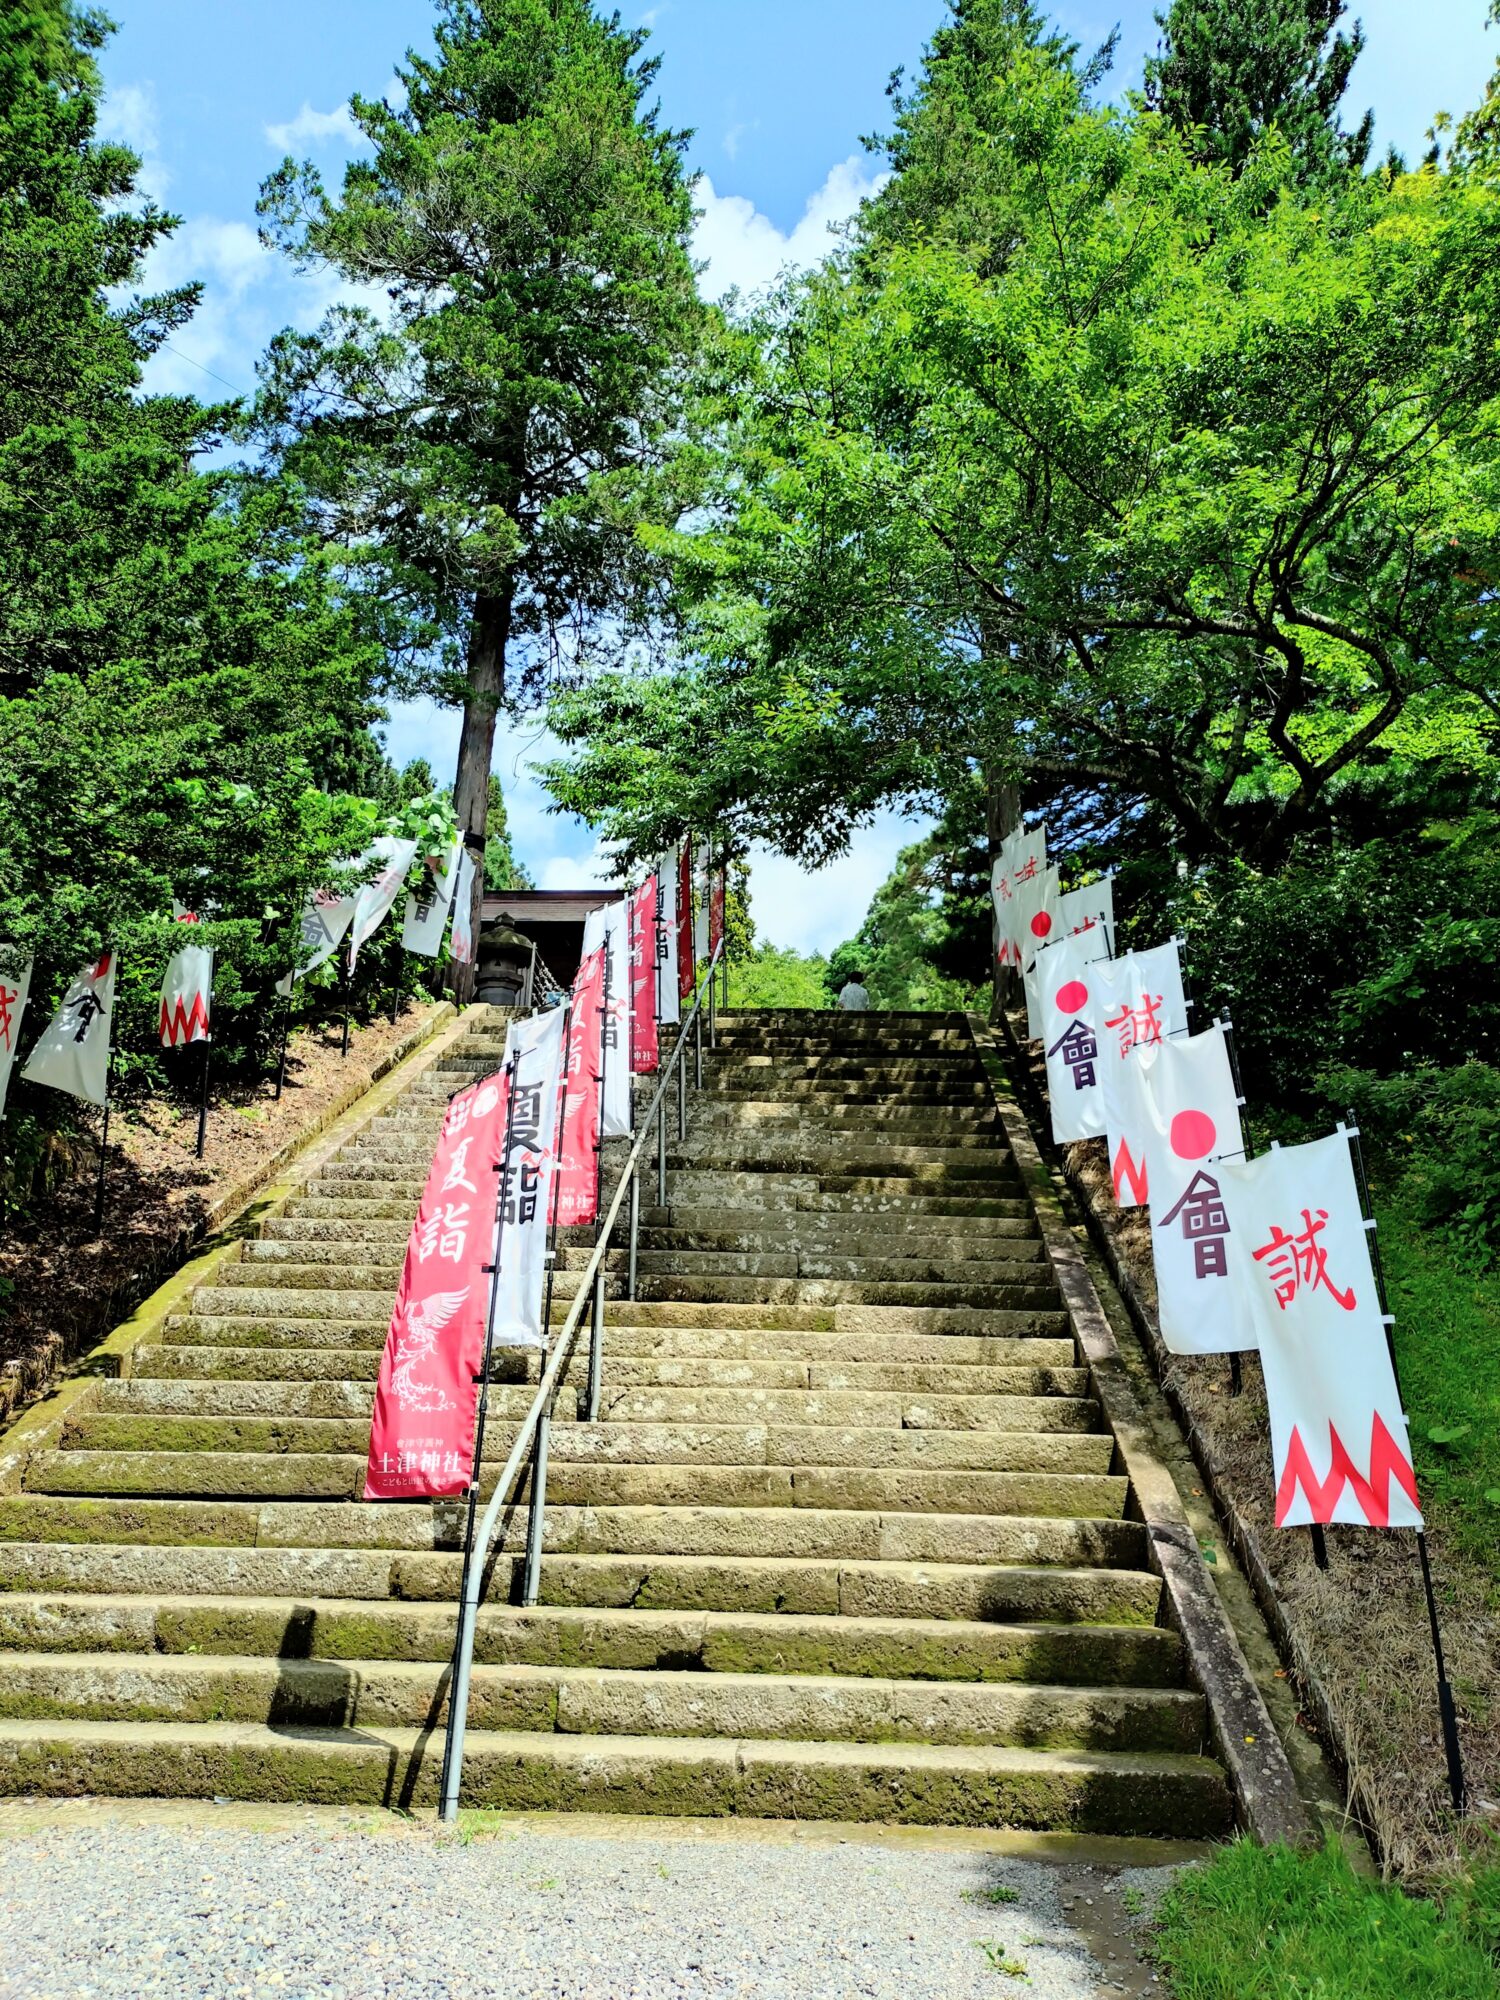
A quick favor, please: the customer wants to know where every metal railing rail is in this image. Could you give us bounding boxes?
[437,939,725,1820]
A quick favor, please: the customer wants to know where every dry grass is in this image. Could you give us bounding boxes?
[0,1002,444,1420]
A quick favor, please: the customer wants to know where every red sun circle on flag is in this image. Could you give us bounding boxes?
[1056,979,1089,1014]
[1170,1109,1217,1159]
[1030,912,1052,938]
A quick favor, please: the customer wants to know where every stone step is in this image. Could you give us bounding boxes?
[0,1498,1135,1567]
[141,1328,1072,1376]
[161,1301,1074,1343]
[620,1250,1052,1281]
[645,1189,1036,1219]
[683,1103,999,1128]
[664,1136,1005,1164]
[0,1718,1231,1835]
[623,1278,1061,1310]
[0,1545,1166,1624]
[0,1596,1188,1687]
[0,1652,1204,1753]
[99,1358,1087,1409]
[639,1204,1038,1234]
[34,1443,1126,1521]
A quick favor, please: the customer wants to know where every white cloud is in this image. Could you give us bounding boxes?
[265,101,361,153]
[692,154,888,301]
[98,80,171,205]
[722,120,756,162]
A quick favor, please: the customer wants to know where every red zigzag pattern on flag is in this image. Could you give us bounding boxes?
[1112,1138,1148,1207]
[159,994,209,1047]
[1274,1411,1420,1528]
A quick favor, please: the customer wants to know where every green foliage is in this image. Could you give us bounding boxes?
[727,944,830,1011]
[1376,1206,1500,1571]
[829,831,987,1014]
[1150,1838,1500,1997]
[1144,0,1373,181]
[546,12,1500,882]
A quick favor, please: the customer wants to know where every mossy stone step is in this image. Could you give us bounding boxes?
[0,1544,1165,1624]
[0,1652,1204,1753]
[0,1717,1231,1834]
[626,1278,1061,1310]
[0,1596,1189,1687]
[0,1497,1139,1567]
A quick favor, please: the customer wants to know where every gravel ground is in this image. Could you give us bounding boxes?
[0,1807,1195,2000]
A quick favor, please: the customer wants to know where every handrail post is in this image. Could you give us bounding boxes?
[657,1088,667,1205]
[627,1170,640,1302]
[521,1408,551,1607]
[708,966,716,1049]
[587,1263,605,1422]
[694,1004,703,1091]
[438,953,722,1821]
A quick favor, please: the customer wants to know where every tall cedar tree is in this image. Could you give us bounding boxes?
[256,0,702,994]
[1144,0,1372,180]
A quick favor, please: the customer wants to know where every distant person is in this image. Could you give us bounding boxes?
[837,971,871,1012]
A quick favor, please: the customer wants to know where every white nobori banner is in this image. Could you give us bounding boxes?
[449,849,478,966]
[992,824,1047,971]
[1219,1131,1422,1531]
[655,855,681,1027]
[22,953,117,1108]
[488,1003,568,1350]
[1094,940,1190,1207]
[1037,933,1108,1143]
[159,942,213,1047]
[402,838,463,955]
[348,837,419,971]
[582,898,633,1138]
[1137,1024,1251,1355]
[0,957,33,1122]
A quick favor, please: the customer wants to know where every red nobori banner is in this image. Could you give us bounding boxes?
[629,878,659,1073]
[709,861,725,961]
[364,1070,509,1500]
[556,944,605,1227]
[677,838,694,1004]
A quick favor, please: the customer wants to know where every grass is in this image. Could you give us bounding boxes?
[1379,1206,1500,1581]
[972,1940,1028,1978]
[1151,1840,1500,1999]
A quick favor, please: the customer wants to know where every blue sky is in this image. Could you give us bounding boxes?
[98,0,1498,952]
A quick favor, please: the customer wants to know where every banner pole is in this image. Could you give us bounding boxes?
[1343,1114,1465,1815]
[195,949,214,1161]
[91,1046,115,1238]
[274,988,292,1101]
[196,1037,211,1161]
[439,1051,521,1823]
[594,948,611,1250]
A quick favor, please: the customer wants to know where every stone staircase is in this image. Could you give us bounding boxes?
[0,1006,1230,1836]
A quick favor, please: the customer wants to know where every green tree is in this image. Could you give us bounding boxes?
[481,772,532,892]
[0,4,409,1188]
[1143,0,1372,180]
[255,0,704,996]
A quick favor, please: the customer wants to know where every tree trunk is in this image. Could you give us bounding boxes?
[451,587,514,1005]
[984,761,1021,1026]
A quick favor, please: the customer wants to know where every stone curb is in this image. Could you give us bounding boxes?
[0,1003,475,1494]
[965,1014,1311,1850]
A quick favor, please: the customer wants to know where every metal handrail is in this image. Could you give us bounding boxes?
[438,938,725,1820]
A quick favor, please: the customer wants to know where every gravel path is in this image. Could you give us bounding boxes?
[0,1805,1192,2000]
